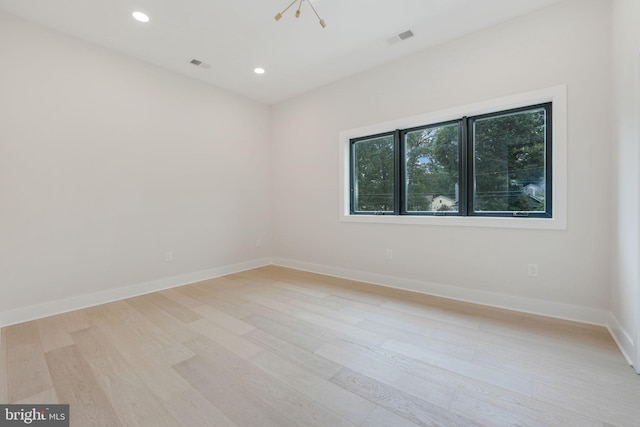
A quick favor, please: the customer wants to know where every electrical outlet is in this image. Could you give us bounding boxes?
[528,263,538,277]
[385,249,393,260]
[165,251,173,262]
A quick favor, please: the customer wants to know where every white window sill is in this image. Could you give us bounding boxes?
[339,214,566,230]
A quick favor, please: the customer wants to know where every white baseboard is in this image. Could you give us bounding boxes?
[607,312,636,368]
[272,257,610,326]
[0,258,273,328]
[3,256,628,368]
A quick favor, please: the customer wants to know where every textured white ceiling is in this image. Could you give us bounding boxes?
[0,0,562,104]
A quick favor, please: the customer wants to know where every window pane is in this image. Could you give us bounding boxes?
[404,123,460,213]
[352,134,395,212]
[473,107,547,213]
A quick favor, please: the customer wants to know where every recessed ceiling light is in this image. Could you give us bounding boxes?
[254,67,266,75]
[132,11,150,23]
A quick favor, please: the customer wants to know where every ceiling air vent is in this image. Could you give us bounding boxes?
[188,58,211,69]
[387,30,415,46]
[398,30,414,40]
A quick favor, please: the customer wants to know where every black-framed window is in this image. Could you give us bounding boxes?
[350,103,552,218]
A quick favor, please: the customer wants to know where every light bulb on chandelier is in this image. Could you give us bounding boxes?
[274,0,326,28]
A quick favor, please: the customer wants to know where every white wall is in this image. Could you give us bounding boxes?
[611,0,640,370]
[271,0,612,324]
[0,1,625,338]
[0,12,272,325]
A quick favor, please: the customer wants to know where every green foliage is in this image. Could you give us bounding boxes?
[353,135,394,212]
[352,107,547,214]
[473,109,546,212]
[404,123,459,212]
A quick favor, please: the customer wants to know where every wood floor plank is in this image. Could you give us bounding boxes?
[360,406,423,427]
[268,291,364,325]
[126,296,202,344]
[338,299,447,338]
[145,292,203,323]
[277,288,349,310]
[358,319,476,361]
[247,294,385,346]
[472,339,640,391]
[479,309,614,345]
[159,287,206,310]
[13,387,59,405]
[45,345,123,427]
[244,293,303,316]
[290,279,388,306]
[188,318,262,359]
[537,353,639,387]
[532,380,640,426]
[450,392,545,427]
[479,320,624,365]
[294,310,387,346]
[243,313,329,352]
[102,300,195,366]
[59,309,92,333]
[244,304,346,345]
[244,327,341,379]
[199,294,259,320]
[449,390,604,427]
[191,277,264,301]
[170,282,232,309]
[350,310,434,339]
[162,388,238,427]
[382,339,533,396]
[174,355,300,427]
[228,268,280,285]
[431,319,635,377]
[381,299,481,329]
[185,335,356,427]
[72,327,180,427]
[331,368,483,427]
[272,281,331,298]
[316,341,456,409]
[6,321,53,402]
[35,314,74,353]
[332,332,607,427]
[86,305,193,402]
[0,328,8,403]
[195,276,246,293]
[192,305,255,334]
[250,349,376,425]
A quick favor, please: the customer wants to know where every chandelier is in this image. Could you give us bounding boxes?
[274,0,326,28]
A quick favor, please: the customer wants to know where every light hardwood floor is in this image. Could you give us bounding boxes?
[1,266,639,426]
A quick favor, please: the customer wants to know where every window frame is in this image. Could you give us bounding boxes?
[466,103,552,218]
[339,85,567,230]
[349,103,552,219]
[349,131,398,215]
[399,120,464,216]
